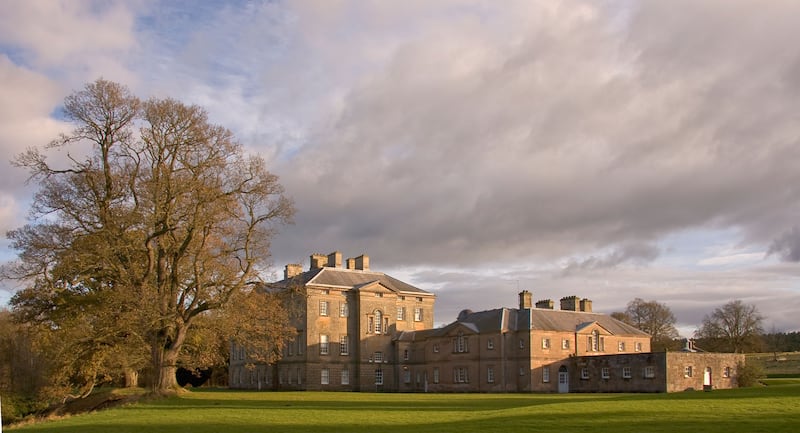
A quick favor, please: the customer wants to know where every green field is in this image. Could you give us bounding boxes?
[8,383,800,433]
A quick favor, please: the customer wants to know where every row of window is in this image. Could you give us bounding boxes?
[684,366,733,378]
[319,335,351,355]
[430,335,645,355]
[318,301,425,322]
[576,366,656,380]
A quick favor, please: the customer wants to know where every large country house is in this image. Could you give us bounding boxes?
[230,251,744,393]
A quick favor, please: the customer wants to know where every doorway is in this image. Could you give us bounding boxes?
[558,366,569,393]
[703,367,712,390]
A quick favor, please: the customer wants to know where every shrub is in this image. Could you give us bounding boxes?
[737,360,766,387]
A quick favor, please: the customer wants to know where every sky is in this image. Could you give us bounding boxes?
[1,0,799,335]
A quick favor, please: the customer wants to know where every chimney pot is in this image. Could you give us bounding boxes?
[354,254,369,271]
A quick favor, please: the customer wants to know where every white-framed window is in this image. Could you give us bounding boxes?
[340,335,349,355]
[319,335,329,355]
[433,367,440,384]
[414,307,423,322]
[339,302,349,317]
[374,310,383,334]
[454,367,469,383]
[644,366,655,378]
[375,369,383,385]
[519,339,525,349]
[321,368,330,385]
[454,333,469,353]
[433,343,440,353]
[341,369,350,385]
[487,367,495,383]
[581,368,590,379]
[404,370,411,383]
[684,366,693,378]
[367,316,374,334]
[623,367,632,379]
[384,316,389,334]
[618,341,626,352]
[562,339,570,350]
[487,338,494,350]
[319,301,329,316]
[634,342,642,352]
[397,306,405,321]
[374,351,383,363]
[403,349,409,361]
[723,366,731,378]
[542,366,550,383]
[542,338,551,349]
[602,367,610,379]
[416,297,423,302]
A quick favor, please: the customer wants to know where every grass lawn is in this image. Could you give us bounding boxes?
[8,383,800,433]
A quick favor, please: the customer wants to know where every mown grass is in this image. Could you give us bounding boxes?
[8,383,800,433]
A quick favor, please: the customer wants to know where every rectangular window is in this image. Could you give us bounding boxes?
[644,366,655,378]
[519,367,525,376]
[319,335,329,355]
[723,366,731,378]
[433,367,440,384]
[618,341,626,352]
[404,349,409,361]
[519,339,525,349]
[367,316,374,334]
[487,338,494,350]
[454,334,468,353]
[487,367,495,383]
[374,351,383,363]
[339,335,349,355]
[297,332,303,355]
[321,368,330,385]
[623,367,632,379]
[542,366,550,383]
[288,341,293,356]
[375,369,383,385]
[339,302,349,317]
[454,367,469,383]
[562,339,570,350]
[635,342,642,352]
[341,369,350,385]
[375,292,383,297]
[581,368,590,380]
[414,308,423,322]
[542,338,551,349]
[602,367,610,379]
[319,301,329,316]
[404,370,411,384]
[397,306,405,321]
[297,368,302,385]
[684,366,693,378]
[433,343,440,353]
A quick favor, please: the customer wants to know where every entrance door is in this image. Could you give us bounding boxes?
[704,367,712,390]
[558,366,569,393]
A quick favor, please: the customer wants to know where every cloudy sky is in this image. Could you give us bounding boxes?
[1,0,799,334]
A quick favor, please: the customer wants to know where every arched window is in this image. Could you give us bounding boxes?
[375,310,383,334]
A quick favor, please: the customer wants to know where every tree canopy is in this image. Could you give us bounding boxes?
[695,299,764,353]
[613,298,680,351]
[5,79,295,396]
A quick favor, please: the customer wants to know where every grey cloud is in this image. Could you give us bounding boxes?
[271,0,800,269]
[768,227,800,262]
[561,243,660,276]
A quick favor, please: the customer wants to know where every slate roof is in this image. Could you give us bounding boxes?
[432,307,649,336]
[278,267,432,295]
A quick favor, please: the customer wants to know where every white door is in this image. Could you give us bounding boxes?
[558,367,569,393]
[704,367,712,388]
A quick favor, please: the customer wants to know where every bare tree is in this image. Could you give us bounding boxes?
[7,79,295,395]
[695,300,764,353]
[621,298,680,351]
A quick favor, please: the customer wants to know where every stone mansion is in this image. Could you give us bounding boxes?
[230,251,744,393]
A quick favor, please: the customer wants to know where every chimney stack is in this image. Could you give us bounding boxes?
[354,254,369,271]
[346,257,357,270]
[560,296,579,311]
[284,263,303,279]
[519,290,533,309]
[536,299,554,309]
[310,253,328,269]
[579,298,593,313]
[327,251,342,268]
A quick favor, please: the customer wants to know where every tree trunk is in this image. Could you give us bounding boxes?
[150,324,188,393]
[124,369,139,388]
